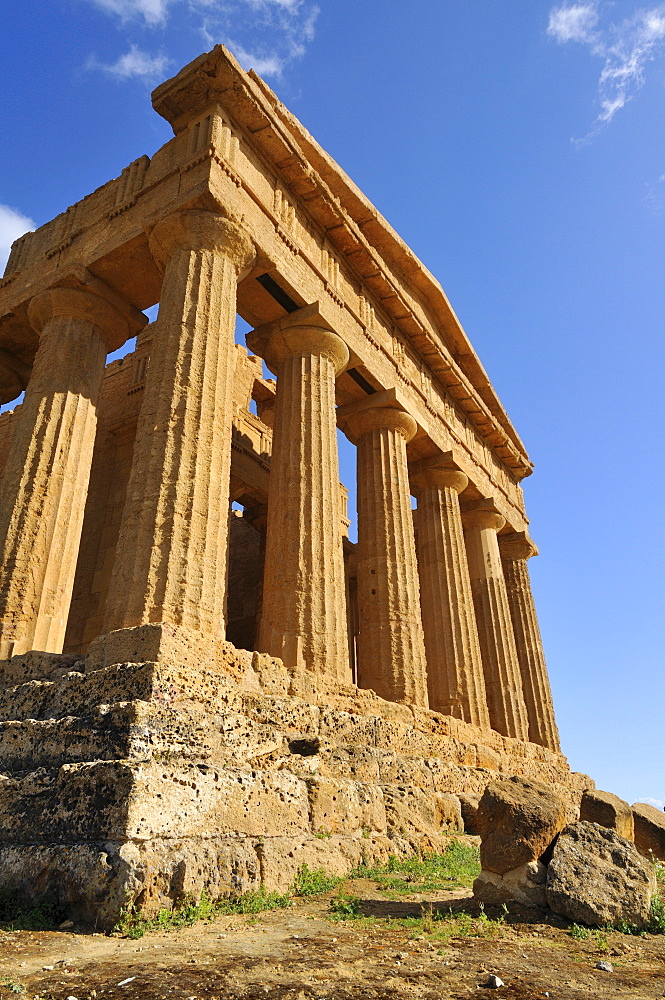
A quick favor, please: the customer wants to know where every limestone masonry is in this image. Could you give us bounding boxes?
[0,47,591,925]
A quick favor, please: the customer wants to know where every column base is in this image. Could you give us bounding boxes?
[86,622,228,672]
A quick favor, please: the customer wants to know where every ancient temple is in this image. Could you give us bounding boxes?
[0,48,588,924]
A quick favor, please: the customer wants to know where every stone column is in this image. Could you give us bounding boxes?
[103,210,255,645]
[343,404,428,707]
[247,305,351,681]
[0,287,132,657]
[500,532,561,751]
[463,504,529,740]
[411,461,490,728]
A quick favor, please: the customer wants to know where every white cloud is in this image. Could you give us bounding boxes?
[0,205,35,275]
[548,3,599,43]
[640,797,664,809]
[82,0,318,83]
[89,45,171,80]
[86,0,173,26]
[548,2,665,131]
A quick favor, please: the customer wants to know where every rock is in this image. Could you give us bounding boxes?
[486,974,504,988]
[546,821,656,927]
[632,802,665,861]
[580,789,634,841]
[473,860,547,910]
[477,777,567,874]
[458,792,482,834]
[595,961,613,972]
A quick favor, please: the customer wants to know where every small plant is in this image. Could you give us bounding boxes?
[0,884,67,931]
[291,864,342,897]
[570,923,590,940]
[1,982,26,996]
[420,902,436,934]
[361,826,371,839]
[348,842,481,895]
[593,929,609,953]
[114,887,291,938]
[315,829,332,839]
[328,891,361,918]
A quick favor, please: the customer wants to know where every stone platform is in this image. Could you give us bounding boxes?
[0,644,591,929]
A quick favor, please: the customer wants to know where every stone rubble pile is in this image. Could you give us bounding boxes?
[473,777,661,928]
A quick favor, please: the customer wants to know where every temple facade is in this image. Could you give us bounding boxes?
[0,46,558,750]
[0,48,584,925]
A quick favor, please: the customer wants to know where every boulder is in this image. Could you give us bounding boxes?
[580,789,634,841]
[458,792,482,834]
[473,860,547,911]
[546,821,656,927]
[632,802,665,861]
[477,776,567,874]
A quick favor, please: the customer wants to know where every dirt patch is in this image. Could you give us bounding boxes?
[2,879,664,1000]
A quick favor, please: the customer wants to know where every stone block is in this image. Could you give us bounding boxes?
[478,776,567,874]
[458,792,482,834]
[383,786,462,839]
[546,822,656,928]
[307,776,386,835]
[473,861,547,911]
[580,789,634,841]
[632,801,665,861]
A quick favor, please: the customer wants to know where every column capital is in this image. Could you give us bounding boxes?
[500,531,538,561]
[148,210,255,276]
[247,302,349,376]
[337,388,421,445]
[27,286,136,354]
[410,455,468,495]
[462,499,505,533]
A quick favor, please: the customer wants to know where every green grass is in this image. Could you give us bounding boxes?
[292,864,343,897]
[0,885,67,931]
[349,841,480,895]
[114,887,292,939]
[0,982,26,996]
[327,891,505,941]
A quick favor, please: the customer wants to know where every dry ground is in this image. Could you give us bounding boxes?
[1,870,664,1000]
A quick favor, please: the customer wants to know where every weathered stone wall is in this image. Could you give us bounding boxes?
[0,644,591,927]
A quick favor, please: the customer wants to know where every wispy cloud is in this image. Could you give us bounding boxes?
[88,44,171,80]
[0,204,35,275]
[86,0,173,26]
[83,0,319,82]
[548,2,665,132]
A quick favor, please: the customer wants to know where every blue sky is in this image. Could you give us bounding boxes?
[1,2,663,809]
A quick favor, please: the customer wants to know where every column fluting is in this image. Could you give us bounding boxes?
[345,405,428,707]
[411,462,490,727]
[500,532,561,751]
[463,506,529,739]
[0,287,130,657]
[248,312,350,681]
[104,210,255,637]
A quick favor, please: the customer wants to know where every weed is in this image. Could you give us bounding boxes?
[292,864,342,897]
[114,887,291,939]
[593,929,609,953]
[0,885,67,931]
[315,829,332,839]
[328,891,362,918]
[420,903,435,934]
[1,982,26,996]
[570,923,589,940]
[349,841,480,895]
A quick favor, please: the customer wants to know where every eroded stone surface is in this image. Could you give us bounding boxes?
[546,821,656,928]
[478,776,568,874]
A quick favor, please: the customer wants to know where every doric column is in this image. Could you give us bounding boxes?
[500,532,561,751]
[463,503,529,740]
[0,286,133,657]
[342,403,428,707]
[104,210,255,639]
[247,304,351,681]
[410,460,490,728]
